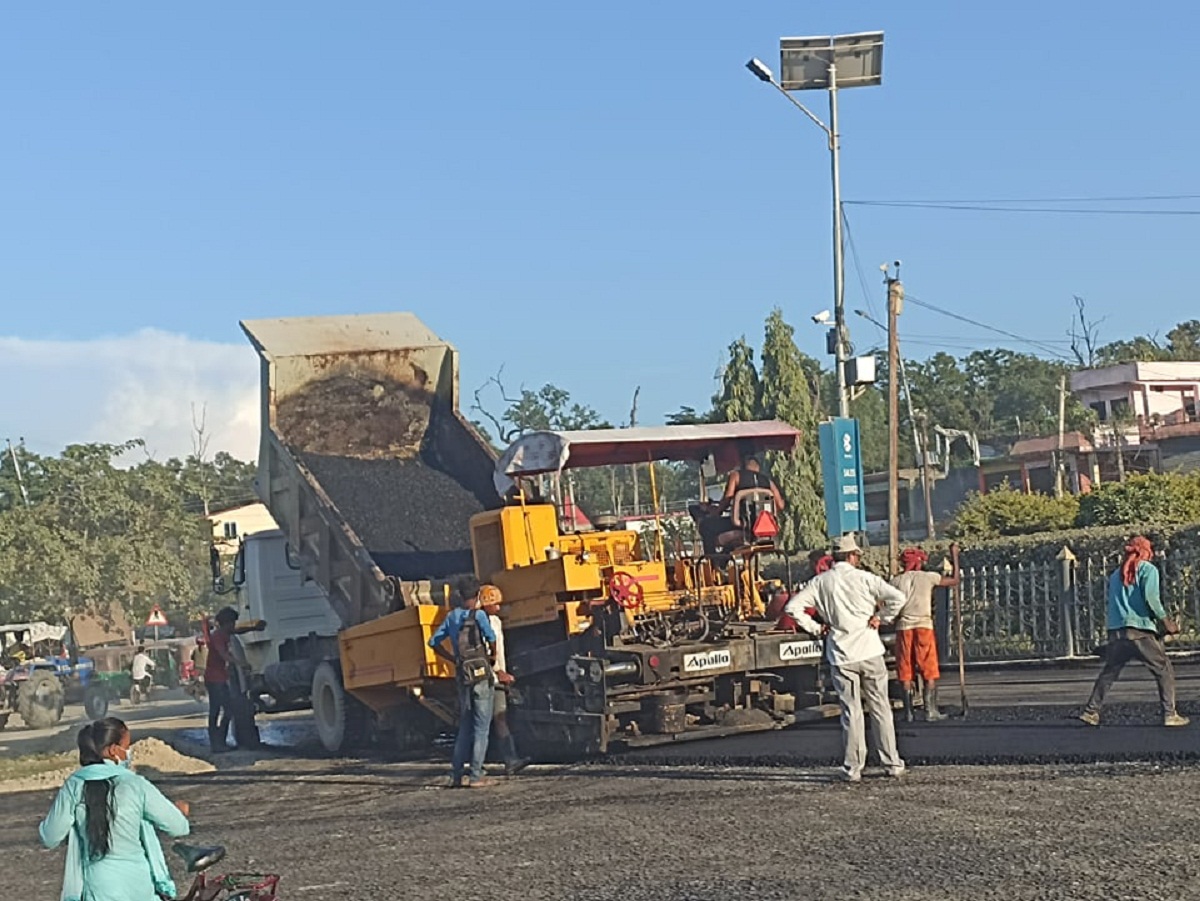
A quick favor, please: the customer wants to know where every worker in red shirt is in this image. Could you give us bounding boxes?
[769,551,833,632]
[203,607,238,753]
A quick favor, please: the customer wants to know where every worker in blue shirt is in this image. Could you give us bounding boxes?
[1080,536,1188,728]
[429,577,499,787]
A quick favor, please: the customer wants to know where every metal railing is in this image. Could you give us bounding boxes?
[949,548,1200,662]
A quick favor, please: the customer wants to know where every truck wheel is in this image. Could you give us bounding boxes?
[311,662,368,754]
[18,671,65,729]
[84,686,110,720]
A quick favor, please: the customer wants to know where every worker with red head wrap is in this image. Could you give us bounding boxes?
[1080,536,1188,727]
[891,543,960,721]
[771,549,834,632]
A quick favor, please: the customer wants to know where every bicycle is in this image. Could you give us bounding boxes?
[170,842,281,901]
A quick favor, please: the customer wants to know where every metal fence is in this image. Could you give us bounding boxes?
[950,548,1200,662]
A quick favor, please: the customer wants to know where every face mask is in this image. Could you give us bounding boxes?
[108,748,132,769]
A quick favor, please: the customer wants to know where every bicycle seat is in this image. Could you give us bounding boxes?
[172,842,226,872]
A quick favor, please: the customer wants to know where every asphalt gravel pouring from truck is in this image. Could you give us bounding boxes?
[229,311,846,760]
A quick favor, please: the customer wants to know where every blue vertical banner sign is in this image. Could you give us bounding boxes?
[818,418,866,537]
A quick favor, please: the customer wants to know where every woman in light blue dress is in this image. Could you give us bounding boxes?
[39,718,191,901]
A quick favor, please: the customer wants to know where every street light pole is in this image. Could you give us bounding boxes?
[886,268,903,574]
[827,62,849,418]
[747,32,883,421]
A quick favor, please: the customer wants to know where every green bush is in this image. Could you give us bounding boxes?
[948,482,1080,540]
[1077,472,1200,527]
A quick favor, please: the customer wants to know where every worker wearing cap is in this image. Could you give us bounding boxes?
[784,535,908,782]
[891,543,960,722]
[429,578,499,788]
[479,585,532,776]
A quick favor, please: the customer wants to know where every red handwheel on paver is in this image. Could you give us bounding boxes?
[609,572,645,610]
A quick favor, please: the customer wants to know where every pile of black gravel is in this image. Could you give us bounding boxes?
[299,453,486,580]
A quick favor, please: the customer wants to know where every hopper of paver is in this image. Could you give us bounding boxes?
[242,313,500,629]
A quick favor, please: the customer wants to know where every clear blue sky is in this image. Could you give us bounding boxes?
[3,1,1198,450]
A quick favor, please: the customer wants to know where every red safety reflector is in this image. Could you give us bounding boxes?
[752,510,778,538]
[648,655,660,668]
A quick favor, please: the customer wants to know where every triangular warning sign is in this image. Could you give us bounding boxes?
[751,510,778,538]
[145,606,168,627]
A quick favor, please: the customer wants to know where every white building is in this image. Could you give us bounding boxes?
[1071,361,1200,428]
[207,502,278,553]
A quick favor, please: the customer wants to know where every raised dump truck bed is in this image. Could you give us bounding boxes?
[242,313,500,628]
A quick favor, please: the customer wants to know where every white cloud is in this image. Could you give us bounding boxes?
[0,329,260,462]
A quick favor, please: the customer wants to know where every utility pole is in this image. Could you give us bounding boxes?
[629,386,641,515]
[885,263,903,574]
[6,438,30,507]
[1055,374,1068,498]
[917,412,936,539]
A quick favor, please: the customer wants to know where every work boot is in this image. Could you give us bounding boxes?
[501,735,532,775]
[208,729,229,754]
[1164,712,1190,727]
[1079,710,1100,727]
[902,687,915,723]
[923,683,943,722]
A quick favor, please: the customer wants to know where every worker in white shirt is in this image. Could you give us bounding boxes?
[479,585,531,776]
[784,534,908,783]
[130,646,156,693]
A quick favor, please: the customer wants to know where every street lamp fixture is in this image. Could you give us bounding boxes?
[745,58,774,82]
[746,31,885,419]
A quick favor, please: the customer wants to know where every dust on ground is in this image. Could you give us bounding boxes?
[0,736,214,794]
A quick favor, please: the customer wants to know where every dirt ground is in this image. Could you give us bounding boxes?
[5,672,1200,900]
[4,753,1199,901]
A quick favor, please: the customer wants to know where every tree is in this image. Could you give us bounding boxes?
[1090,319,1200,365]
[472,373,612,445]
[905,352,976,434]
[1095,335,1169,366]
[0,442,50,512]
[665,406,718,426]
[1069,296,1103,368]
[0,442,213,623]
[758,310,826,550]
[1166,320,1200,360]
[712,337,760,423]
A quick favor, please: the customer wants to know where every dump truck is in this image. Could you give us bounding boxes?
[243,312,832,757]
[241,313,499,752]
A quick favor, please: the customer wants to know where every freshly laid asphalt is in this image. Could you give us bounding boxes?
[617,663,1200,767]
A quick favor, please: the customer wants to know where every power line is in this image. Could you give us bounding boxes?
[847,193,1200,204]
[840,207,883,336]
[838,206,1075,362]
[903,293,1075,361]
[844,201,1200,216]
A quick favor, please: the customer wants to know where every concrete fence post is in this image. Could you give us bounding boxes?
[1056,545,1078,658]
